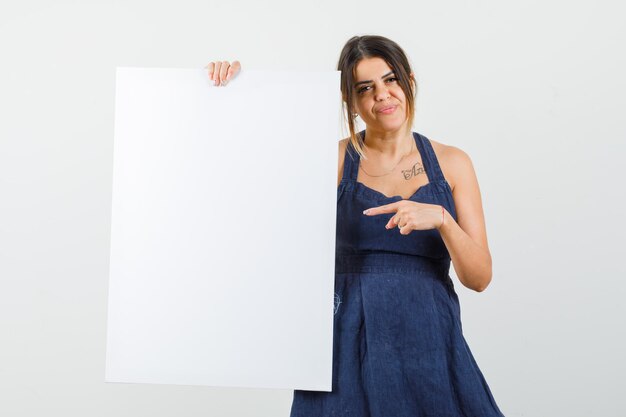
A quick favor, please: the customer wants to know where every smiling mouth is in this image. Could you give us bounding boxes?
[378,106,396,114]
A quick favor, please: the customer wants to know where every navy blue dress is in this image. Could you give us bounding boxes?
[290,130,505,417]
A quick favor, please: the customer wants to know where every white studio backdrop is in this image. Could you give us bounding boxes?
[106,68,340,390]
[1,1,625,416]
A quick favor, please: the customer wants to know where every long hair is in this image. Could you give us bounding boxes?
[337,35,417,160]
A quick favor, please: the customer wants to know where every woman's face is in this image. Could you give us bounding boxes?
[352,57,414,132]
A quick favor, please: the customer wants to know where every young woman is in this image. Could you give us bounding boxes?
[207,35,505,417]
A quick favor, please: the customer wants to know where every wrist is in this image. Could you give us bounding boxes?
[436,206,451,232]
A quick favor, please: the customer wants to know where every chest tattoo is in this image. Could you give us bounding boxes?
[401,162,425,180]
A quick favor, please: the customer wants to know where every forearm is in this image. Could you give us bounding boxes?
[437,208,492,292]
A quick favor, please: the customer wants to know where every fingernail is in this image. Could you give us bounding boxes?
[363,209,369,214]
[222,80,228,86]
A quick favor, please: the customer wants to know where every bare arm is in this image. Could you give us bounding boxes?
[438,147,492,292]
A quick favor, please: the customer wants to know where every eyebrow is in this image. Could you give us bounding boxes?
[353,71,395,88]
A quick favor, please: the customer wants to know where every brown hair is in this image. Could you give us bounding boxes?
[337,35,417,160]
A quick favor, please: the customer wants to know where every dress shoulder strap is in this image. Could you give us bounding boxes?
[341,131,364,182]
[414,132,445,183]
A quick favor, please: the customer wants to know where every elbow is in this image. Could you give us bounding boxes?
[459,257,493,292]
[460,273,492,292]
[475,256,493,292]
[474,272,492,293]
[470,262,492,292]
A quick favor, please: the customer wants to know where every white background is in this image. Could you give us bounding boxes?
[1,1,625,416]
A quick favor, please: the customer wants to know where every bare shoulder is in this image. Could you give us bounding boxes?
[428,138,474,192]
[338,137,349,186]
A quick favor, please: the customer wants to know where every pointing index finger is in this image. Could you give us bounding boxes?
[363,202,400,215]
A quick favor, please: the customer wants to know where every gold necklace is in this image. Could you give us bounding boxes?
[359,139,415,177]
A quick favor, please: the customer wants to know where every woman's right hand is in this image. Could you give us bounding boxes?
[205,60,241,86]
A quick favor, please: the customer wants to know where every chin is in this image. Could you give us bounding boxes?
[379,119,406,131]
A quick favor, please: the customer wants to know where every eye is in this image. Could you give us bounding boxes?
[357,77,398,95]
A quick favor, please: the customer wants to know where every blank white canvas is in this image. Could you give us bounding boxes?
[105,67,342,391]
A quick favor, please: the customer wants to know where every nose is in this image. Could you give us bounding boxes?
[374,82,391,101]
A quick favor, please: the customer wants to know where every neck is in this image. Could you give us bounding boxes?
[363,125,414,159]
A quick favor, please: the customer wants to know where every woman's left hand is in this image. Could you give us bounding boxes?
[363,201,444,235]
